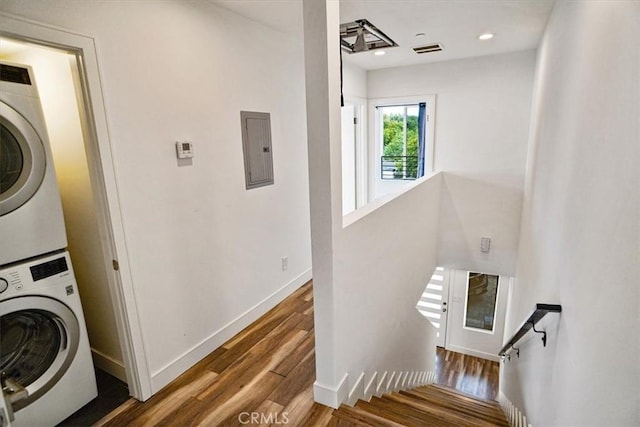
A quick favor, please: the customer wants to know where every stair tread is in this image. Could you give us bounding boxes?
[332,404,406,427]
[410,385,502,410]
[333,384,508,427]
[356,396,461,427]
[400,389,507,425]
[381,393,505,427]
[427,383,501,405]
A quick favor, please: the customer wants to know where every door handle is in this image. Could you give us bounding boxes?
[442,308,447,313]
[2,378,28,406]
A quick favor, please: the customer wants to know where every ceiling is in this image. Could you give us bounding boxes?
[213,0,555,70]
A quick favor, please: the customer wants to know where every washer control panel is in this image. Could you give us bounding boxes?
[0,269,23,294]
[0,252,72,297]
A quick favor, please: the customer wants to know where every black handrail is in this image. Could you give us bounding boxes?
[499,303,562,357]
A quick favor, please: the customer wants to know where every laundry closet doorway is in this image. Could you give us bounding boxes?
[0,13,151,400]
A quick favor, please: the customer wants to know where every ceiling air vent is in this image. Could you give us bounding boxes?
[413,43,443,54]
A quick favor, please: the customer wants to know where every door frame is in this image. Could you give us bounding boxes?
[0,12,152,400]
[343,96,367,209]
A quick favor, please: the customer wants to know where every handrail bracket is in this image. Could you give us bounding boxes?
[530,321,547,347]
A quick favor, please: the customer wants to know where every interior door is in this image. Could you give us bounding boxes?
[445,270,510,361]
[417,267,450,347]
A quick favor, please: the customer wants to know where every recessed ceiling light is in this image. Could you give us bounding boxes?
[374,50,386,56]
[478,33,495,41]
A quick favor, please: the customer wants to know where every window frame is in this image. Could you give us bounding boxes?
[368,95,436,199]
[462,271,500,335]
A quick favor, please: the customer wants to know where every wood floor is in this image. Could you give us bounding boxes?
[435,347,500,401]
[95,281,501,426]
[331,384,508,426]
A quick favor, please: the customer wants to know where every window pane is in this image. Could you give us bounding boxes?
[379,104,419,180]
[465,273,499,332]
[381,106,404,157]
[405,106,419,178]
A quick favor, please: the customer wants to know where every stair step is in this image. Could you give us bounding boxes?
[331,403,405,426]
[356,396,460,427]
[401,388,507,426]
[382,393,501,427]
[333,384,509,427]
[412,384,502,410]
[429,383,500,405]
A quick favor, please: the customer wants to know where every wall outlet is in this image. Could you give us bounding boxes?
[281,256,288,271]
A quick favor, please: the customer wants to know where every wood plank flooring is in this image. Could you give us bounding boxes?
[95,281,501,426]
[435,347,500,401]
[96,281,332,427]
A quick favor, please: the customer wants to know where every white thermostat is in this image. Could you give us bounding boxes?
[175,141,194,159]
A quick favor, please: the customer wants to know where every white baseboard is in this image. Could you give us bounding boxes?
[314,373,349,409]
[346,373,365,406]
[150,269,312,392]
[374,371,387,397]
[446,345,501,362]
[92,348,127,382]
[363,372,378,401]
[498,391,532,427]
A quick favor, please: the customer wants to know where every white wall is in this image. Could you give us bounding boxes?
[368,50,536,178]
[1,40,125,378]
[502,1,639,426]
[304,0,438,407]
[342,60,367,100]
[0,0,312,393]
[438,172,523,276]
[366,52,535,274]
[336,176,440,397]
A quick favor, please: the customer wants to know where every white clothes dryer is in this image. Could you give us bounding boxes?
[0,60,67,266]
[0,251,97,427]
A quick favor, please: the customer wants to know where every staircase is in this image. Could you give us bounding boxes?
[331,383,509,426]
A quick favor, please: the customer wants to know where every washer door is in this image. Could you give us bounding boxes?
[0,100,46,216]
[0,296,80,412]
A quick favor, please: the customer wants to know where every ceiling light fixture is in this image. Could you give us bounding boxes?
[478,33,495,41]
[374,50,386,56]
[354,27,368,52]
[340,19,398,54]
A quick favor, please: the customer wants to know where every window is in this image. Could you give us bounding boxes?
[379,104,420,180]
[372,96,434,186]
[463,272,499,333]
[370,95,435,200]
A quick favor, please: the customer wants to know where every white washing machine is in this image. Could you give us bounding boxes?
[0,251,97,427]
[0,60,67,266]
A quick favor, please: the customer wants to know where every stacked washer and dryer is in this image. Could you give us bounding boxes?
[0,61,97,426]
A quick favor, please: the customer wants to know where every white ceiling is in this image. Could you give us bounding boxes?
[213,0,555,70]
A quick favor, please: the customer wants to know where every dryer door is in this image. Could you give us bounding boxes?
[0,296,79,412]
[0,100,46,216]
